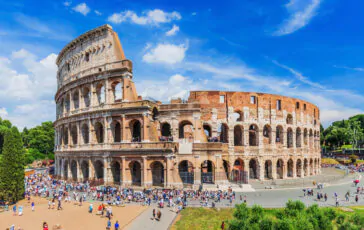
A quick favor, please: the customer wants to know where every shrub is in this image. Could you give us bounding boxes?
[338,222,359,230]
[336,214,345,225]
[259,218,274,230]
[350,213,364,226]
[275,218,293,230]
[323,208,337,221]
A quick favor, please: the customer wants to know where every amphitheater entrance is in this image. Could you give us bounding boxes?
[296,159,302,177]
[287,159,294,177]
[249,159,259,179]
[151,161,164,186]
[264,160,273,179]
[304,159,308,176]
[130,161,141,186]
[223,160,230,181]
[71,160,78,181]
[201,160,214,184]
[161,123,171,137]
[232,159,245,183]
[309,159,314,175]
[94,160,104,180]
[276,159,284,179]
[111,161,121,184]
[63,160,69,180]
[81,161,89,181]
[131,120,141,142]
[178,160,194,184]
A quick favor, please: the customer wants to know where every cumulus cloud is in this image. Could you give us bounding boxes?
[72,3,90,16]
[63,1,71,7]
[108,9,181,25]
[273,0,321,36]
[166,24,180,36]
[143,43,187,64]
[94,10,102,16]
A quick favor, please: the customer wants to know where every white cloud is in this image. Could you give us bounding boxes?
[63,1,71,7]
[108,9,181,25]
[333,65,364,72]
[273,0,321,36]
[0,108,8,119]
[72,3,90,16]
[14,14,51,34]
[166,24,179,36]
[94,10,102,16]
[143,43,187,64]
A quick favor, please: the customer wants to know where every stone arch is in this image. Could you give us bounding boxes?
[81,123,89,144]
[232,158,244,183]
[82,86,91,107]
[71,160,78,181]
[264,160,273,179]
[63,127,69,145]
[276,159,284,179]
[129,161,142,186]
[296,159,302,177]
[296,127,302,148]
[152,107,159,121]
[309,129,314,148]
[249,124,259,146]
[287,159,294,177]
[203,124,212,139]
[234,125,244,146]
[201,160,215,184]
[94,122,104,143]
[179,120,194,140]
[223,160,230,181]
[71,125,78,145]
[63,160,69,180]
[219,123,229,143]
[94,160,104,180]
[287,128,293,148]
[233,110,244,122]
[65,94,70,112]
[130,120,141,142]
[309,158,314,175]
[263,124,272,145]
[314,158,318,174]
[276,125,284,145]
[111,81,123,102]
[286,114,293,125]
[249,158,259,179]
[81,160,89,181]
[304,128,308,146]
[96,83,105,104]
[178,160,194,184]
[304,159,308,176]
[151,161,164,186]
[72,90,79,110]
[161,122,171,137]
[111,161,121,184]
[111,121,121,143]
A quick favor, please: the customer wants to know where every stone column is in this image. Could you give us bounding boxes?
[88,119,93,144]
[121,115,126,142]
[79,88,84,109]
[165,157,170,187]
[77,122,81,146]
[292,159,297,178]
[193,157,201,185]
[272,159,277,180]
[90,83,96,107]
[67,158,72,181]
[283,129,287,148]
[300,161,305,178]
[244,160,249,184]
[60,158,64,179]
[105,79,110,104]
[77,160,83,182]
[142,156,148,187]
[142,113,149,142]
[259,160,264,180]
[69,92,74,112]
[88,158,94,180]
[104,117,109,144]
[104,157,109,185]
[282,161,287,179]
[121,157,126,185]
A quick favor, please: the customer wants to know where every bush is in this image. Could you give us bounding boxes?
[338,222,359,230]
[323,208,337,221]
[275,218,293,230]
[259,217,274,230]
[350,213,364,226]
[336,214,346,225]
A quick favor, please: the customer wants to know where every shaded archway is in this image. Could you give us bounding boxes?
[71,160,78,181]
[203,124,212,139]
[296,128,302,148]
[219,123,229,143]
[296,159,302,177]
[81,161,89,181]
[287,159,294,177]
[161,123,171,137]
[287,128,293,148]
[111,161,121,184]
[314,158,317,174]
[249,124,259,146]
[71,125,78,145]
[179,120,194,140]
[73,91,79,110]
[304,128,308,146]
[234,125,243,146]
[94,122,104,143]
[304,159,308,176]
[112,121,121,143]
[130,161,141,186]
[152,107,159,121]
[151,161,164,186]
[223,160,230,181]
[309,129,314,148]
[63,127,69,145]
[249,159,259,179]
[81,124,89,144]
[264,160,273,179]
[94,160,104,180]
[233,110,243,122]
[96,83,105,104]
[63,160,69,180]
[112,81,122,102]
[82,87,91,107]
[276,159,284,179]
[201,160,214,184]
[130,120,141,142]
[263,125,272,145]
[178,160,194,184]
[232,158,244,183]
[276,125,284,145]
[286,114,293,124]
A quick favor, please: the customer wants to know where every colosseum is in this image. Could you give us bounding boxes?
[54,25,321,188]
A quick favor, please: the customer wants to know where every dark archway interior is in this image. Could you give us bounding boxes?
[201,160,214,184]
[131,161,141,185]
[131,120,141,142]
[114,122,121,142]
[151,161,164,186]
[178,160,194,184]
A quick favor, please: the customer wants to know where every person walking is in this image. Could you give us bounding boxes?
[114,220,120,230]
[221,221,225,230]
[13,205,17,216]
[335,197,339,207]
[31,202,35,212]
[324,193,327,202]
[152,208,156,220]
[106,219,111,230]
[355,195,359,203]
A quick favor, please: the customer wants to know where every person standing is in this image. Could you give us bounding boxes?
[335,197,339,207]
[114,220,120,230]
[324,193,327,202]
[152,208,156,220]
[31,202,35,212]
[355,195,359,203]
[106,219,111,230]
[221,221,225,230]
[13,205,17,216]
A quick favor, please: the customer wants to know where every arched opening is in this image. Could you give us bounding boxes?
[287,159,294,177]
[276,125,284,145]
[287,128,293,148]
[309,129,313,148]
[81,161,89,181]
[179,120,193,140]
[130,120,141,142]
[151,161,164,186]
[152,107,159,121]
[63,160,69,180]
[81,124,89,144]
[65,94,70,112]
[82,87,91,108]
[309,159,313,175]
[263,125,272,145]
[314,158,317,174]
[219,123,228,143]
[232,159,245,183]
[249,159,259,179]
[113,122,121,143]
[73,91,79,110]
[94,160,104,180]
[296,159,302,177]
[71,125,78,145]
[71,160,77,181]
[161,123,171,137]
[94,122,104,143]
[233,110,243,122]
[296,128,302,148]
[234,125,243,146]
[304,128,308,146]
[96,83,105,104]
[63,127,69,145]
[201,160,214,184]
[112,82,122,102]
[111,161,121,184]
[130,161,142,186]
[223,160,230,181]
[249,124,259,146]
[303,159,308,176]
[286,114,293,125]
[203,124,212,140]
[276,159,284,179]
[264,160,273,179]
[178,160,194,184]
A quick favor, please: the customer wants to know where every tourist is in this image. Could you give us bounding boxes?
[31,201,35,211]
[152,208,156,220]
[244,195,247,204]
[18,206,23,216]
[335,197,339,207]
[43,222,48,230]
[157,209,161,221]
[12,205,16,216]
[114,220,120,230]
[89,203,93,213]
[221,221,225,230]
[106,219,111,230]
[324,193,328,202]
[355,195,359,203]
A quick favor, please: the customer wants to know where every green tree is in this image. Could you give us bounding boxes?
[0,117,12,154]
[22,121,54,159]
[0,127,25,202]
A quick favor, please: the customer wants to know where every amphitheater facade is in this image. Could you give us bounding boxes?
[54,25,321,188]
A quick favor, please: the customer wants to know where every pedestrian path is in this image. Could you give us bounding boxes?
[125,206,177,230]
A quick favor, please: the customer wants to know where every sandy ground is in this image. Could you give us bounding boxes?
[0,197,147,230]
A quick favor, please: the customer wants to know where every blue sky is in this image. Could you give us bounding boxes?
[0,0,363,128]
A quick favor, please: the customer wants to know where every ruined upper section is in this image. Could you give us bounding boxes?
[56,24,132,90]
